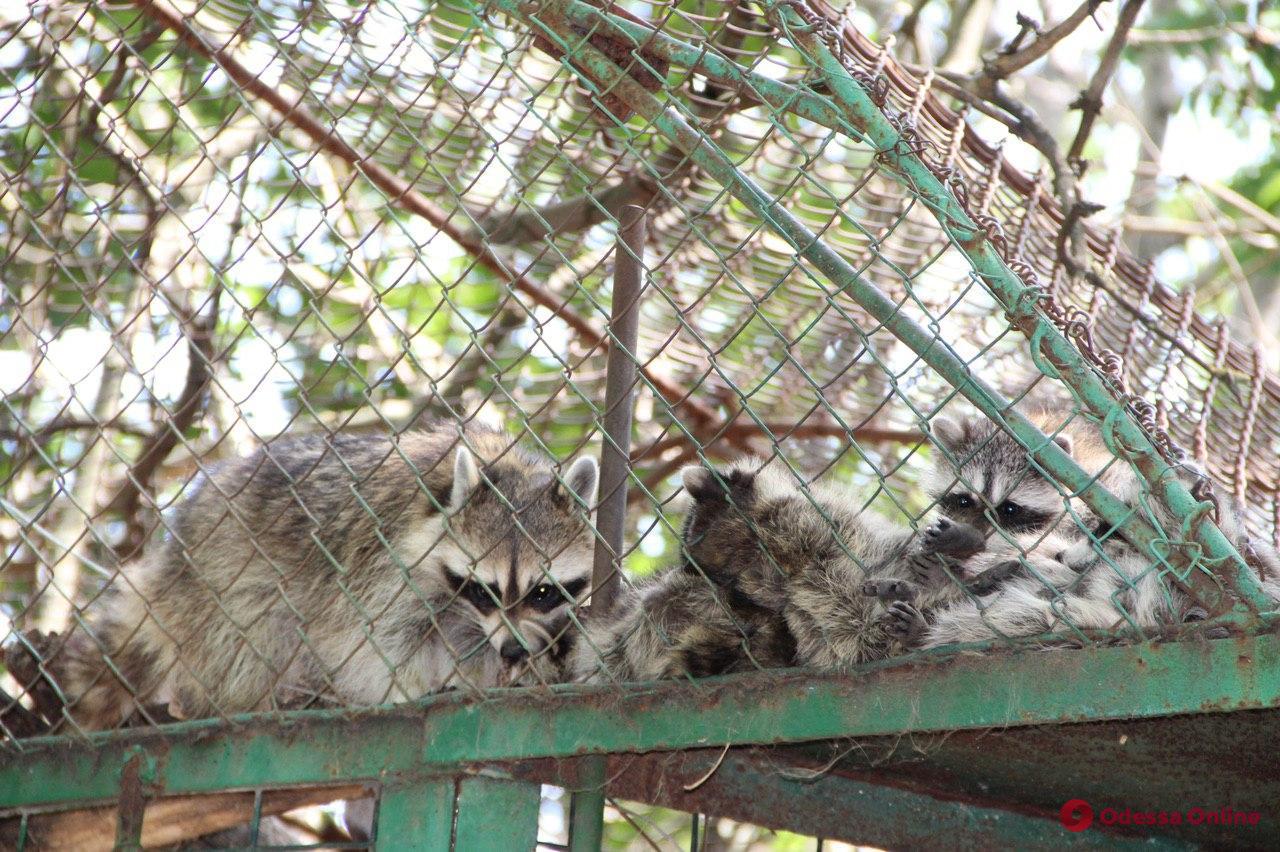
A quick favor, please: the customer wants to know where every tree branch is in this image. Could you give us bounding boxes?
[0,417,153,443]
[1066,0,1147,164]
[984,0,1109,79]
[471,173,660,246]
[104,283,221,556]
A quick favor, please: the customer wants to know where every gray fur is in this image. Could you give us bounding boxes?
[59,424,597,728]
[579,456,980,677]
[903,412,1280,647]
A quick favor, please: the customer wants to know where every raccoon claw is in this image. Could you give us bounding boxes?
[923,517,985,560]
[965,559,1021,596]
[906,550,947,585]
[881,601,926,645]
[861,578,917,604]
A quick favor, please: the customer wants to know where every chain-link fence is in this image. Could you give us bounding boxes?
[2,0,1279,848]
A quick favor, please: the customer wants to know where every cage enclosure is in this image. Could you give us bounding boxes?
[2,0,1279,849]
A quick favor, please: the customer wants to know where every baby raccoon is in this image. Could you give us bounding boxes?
[55,424,598,729]
[867,411,1280,648]
[574,565,796,682]
[877,527,1280,649]
[575,457,987,677]
[924,412,1280,586]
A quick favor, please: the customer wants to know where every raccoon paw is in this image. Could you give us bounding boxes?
[861,578,918,604]
[880,601,927,645]
[965,559,1022,596]
[922,517,985,560]
[906,549,948,586]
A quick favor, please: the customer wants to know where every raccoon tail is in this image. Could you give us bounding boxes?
[53,586,169,731]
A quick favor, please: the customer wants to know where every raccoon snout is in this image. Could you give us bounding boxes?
[499,638,529,664]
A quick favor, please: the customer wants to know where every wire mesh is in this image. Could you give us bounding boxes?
[1,0,1279,846]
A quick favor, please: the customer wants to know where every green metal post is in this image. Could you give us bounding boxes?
[567,758,607,851]
[502,0,1251,611]
[453,777,540,851]
[376,776,456,851]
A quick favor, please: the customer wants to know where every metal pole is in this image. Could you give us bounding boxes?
[570,204,647,851]
[590,203,647,616]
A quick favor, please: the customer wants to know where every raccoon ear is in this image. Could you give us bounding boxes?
[930,416,966,453]
[681,465,721,502]
[681,466,756,502]
[562,456,599,508]
[1052,432,1074,457]
[449,446,482,512]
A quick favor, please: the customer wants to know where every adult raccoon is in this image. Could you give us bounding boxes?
[55,424,598,728]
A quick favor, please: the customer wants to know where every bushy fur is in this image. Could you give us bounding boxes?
[574,566,795,681]
[577,457,984,678]
[57,424,599,728]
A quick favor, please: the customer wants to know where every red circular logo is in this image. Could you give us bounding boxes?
[1060,799,1094,832]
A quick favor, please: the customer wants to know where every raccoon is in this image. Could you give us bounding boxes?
[878,511,1280,652]
[923,412,1280,594]
[573,565,796,682]
[876,527,1237,649]
[54,425,598,729]
[574,457,987,677]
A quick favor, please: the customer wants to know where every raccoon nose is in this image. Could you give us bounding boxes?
[499,638,529,664]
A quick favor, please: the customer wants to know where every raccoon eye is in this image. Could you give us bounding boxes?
[526,583,567,613]
[942,493,975,511]
[997,501,1023,519]
[461,581,498,612]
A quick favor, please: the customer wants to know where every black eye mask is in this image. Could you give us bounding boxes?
[444,567,500,613]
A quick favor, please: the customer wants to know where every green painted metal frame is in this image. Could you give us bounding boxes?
[510,0,1267,616]
[4,635,1280,811]
[377,776,456,850]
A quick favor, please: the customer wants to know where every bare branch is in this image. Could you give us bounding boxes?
[631,421,922,466]
[0,417,153,443]
[472,174,660,246]
[1067,0,1147,164]
[104,284,221,556]
[984,0,1109,80]
[1128,22,1279,45]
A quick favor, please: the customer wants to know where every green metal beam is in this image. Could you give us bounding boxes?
[756,0,1265,612]
[505,0,1245,611]
[4,635,1279,811]
[567,755,606,851]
